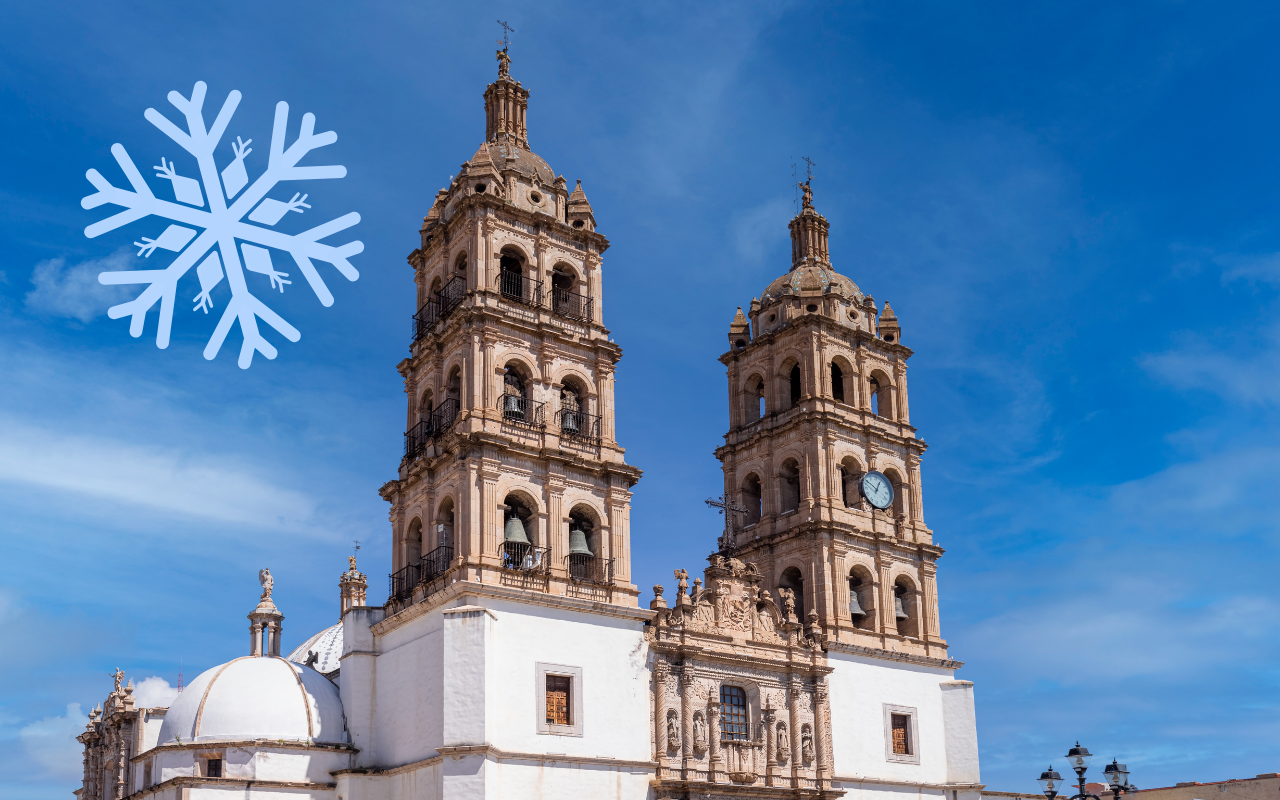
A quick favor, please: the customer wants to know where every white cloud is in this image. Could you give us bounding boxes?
[730,196,794,266]
[1141,326,1280,406]
[20,703,87,781]
[0,416,318,531]
[133,676,179,709]
[24,249,132,323]
[1216,252,1280,285]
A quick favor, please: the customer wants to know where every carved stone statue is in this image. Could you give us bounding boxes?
[675,569,689,596]
[801,180,813,209]
[779,587,796,622]
[259,568,273,601]
[693,712,707,753]
[801,724,815,762]
[665,711,680,752]
[497,48,511,78]
[111,668,124,693]
[777,722,790,762]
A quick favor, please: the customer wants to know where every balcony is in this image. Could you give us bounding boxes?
[403,397,460,460]
[499,393,545,430]
[557,408,601,445]
[501,541,549,572]
[500,270,543,307]
[412,277,467,343]
[387,545,454,604]
[550,287,593,323]
[567,554,614,584]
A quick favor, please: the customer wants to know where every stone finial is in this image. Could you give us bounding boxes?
[566,179,596,231]
[484,50,530,147]
[650,584,668,610]
[878,301,901,344]
[340,554,368,619]
[788,181,831,270]
[248,569,285,657]
[258,568,273,601]
[728,307,750,349]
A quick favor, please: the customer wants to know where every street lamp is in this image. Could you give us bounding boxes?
[1039,744,1136,800]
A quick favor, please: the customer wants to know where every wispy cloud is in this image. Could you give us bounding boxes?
[132,677,179,709]
[19,704,86,781]
[730,196,793,266]
[23,249,133,323]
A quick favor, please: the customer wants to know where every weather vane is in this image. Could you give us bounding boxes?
[497,19,514,49]
[353,539,361,556]
[802,155,816,183]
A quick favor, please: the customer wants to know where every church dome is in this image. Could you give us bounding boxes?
[288,621,343,675]
[156,656,346,744]
[762,263,862,302]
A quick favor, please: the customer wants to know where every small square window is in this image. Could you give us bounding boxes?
[207,758,222,778]
[883,704,920,764]
[535,662,583,737]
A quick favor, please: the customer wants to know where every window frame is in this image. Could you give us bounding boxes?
[882,703,920,764]
[535,662,583,737]
[720,684,750,742]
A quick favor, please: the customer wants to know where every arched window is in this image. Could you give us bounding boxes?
[560,380,585,436]
[780,566,805,623]
[500,248,526,301]
[744,377,765,422]
[501,493,537,569]
[894,578,919,638]
[848,568,874,630]
[838,457,862,508]
[435,497,455,551]
[503,364,528,420]
[779,459,800,514]
[790,364,802,406]
[741,474,762,525]
[454,251,467,276]
[720,685,749,741]
[869,372,893,419]
[550,264,589,320]
[567,505,599,581]
[406,518,423,567]
[418,389,434,425]
[831,363,845,402]
[884,468,907,520]
[869,376,880,415]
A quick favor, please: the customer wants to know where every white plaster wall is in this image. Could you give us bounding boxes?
[492,760,652,800]
[372,613,446,767]
[827,652,962,784]
[147,745,349,787]
[187,788,335,800]
[482,598,650,761]
[338,762,442,800]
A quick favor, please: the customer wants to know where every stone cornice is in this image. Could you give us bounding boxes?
[131,737,356,763]
[825,640,963,670]
[126,776,337,797]
[832,777,985,792]
[332,745,657,778]
[718,313,914,365]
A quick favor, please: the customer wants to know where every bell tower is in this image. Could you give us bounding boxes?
[714,181,947,658]
[379,46,642,610]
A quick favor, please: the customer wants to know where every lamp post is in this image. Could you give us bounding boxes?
[1039,744,1136,800]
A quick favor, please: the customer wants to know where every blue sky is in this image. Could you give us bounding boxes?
[3,1,1280,796]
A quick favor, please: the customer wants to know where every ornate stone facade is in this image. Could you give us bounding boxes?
[379,45,641,614]
[714,182,946,660]
[75,670,160,800]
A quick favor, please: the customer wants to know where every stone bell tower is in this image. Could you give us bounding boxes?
[713,181,947,659]
[379,46,642,611]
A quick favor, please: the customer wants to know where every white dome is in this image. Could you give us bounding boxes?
[157,656,345,744]
[288,621,343,675]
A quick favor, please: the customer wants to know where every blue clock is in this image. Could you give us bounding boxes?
[860,470,894,510]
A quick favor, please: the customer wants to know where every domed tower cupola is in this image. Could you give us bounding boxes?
[789,180,831,269]
[484,47,530,148]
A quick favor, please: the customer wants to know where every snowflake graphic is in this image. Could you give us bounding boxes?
[82,81,362,368]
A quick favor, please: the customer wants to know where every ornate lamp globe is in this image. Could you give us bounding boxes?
[1038,766,1066,798]
[1103,760,1129,790]
[1066,743,1093,774]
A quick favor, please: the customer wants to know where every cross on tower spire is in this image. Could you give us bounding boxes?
[705,494,749,551]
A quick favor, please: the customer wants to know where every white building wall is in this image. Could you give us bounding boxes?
[828,651,968,785]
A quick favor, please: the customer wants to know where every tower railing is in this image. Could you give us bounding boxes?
[387,544,454,605]
[403,397,461,460]
[499,393,545,429]
[557,408,601,444]
[500,270,543,307]
[501,541,550,572]
[550,287,593,322]
[566,554,614,584]
[412,276,467,343]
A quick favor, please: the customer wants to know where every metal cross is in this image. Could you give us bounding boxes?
[353,539,361,556]
[497,19,515,48]
[706,494,749,550]
[802,155,816,182]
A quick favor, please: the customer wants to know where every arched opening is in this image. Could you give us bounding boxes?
[433,366,459,429]
[499,247,527,302]
[435,497,455,551]
[567,505,602,582]
[848,566,875,630]
[831,363,845,402]
[501,493,539,569]
[883,468,907,520]
[779,566,805,623]
[869,371,893,419]
[744,376,765,422]
[741,473,762,525]
[454,251,467,276]
[789,364,802,406]
[551,263,588,320]
[838,456,862,508]
[502,363,529,421]
[406,518,423,568]
[894,577,919,638]
[559,378,588,438]
[779,458,800,514]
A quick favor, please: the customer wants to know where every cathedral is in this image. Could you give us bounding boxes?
[75,47,981,800]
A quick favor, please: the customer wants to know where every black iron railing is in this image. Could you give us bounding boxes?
[500,270,543,306]
[567,554,614,584]
[551,287,593,322]
[412,277,467,343]
[500,393,545,428]
[403,397,461,460]
[502,541,550,572]
[557,408,601,444]
[387,545,454,605]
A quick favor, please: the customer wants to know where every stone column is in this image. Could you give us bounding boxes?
[895,360,910,424]
[813,682,830,788]
[787,676,802,788]
[922,562,941,640]
[878,561,895,638]
[654,661,670,764]
[708,696,722,782]
[908,453,925,523]
[763,705,777,787]
[249,621,263,656]
[478,462,499,559]
[679,665,693,772]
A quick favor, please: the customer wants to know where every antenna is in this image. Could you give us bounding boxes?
[497,19,515,49]
[792,159,798,213]
[177,658,183,693]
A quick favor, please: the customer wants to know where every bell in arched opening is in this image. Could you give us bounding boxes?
[568,525,592,556]
[849,583,867,618]
[894,586,909,620]
[504,510,530,545]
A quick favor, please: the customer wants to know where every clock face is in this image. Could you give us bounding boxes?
[860,471,894,510]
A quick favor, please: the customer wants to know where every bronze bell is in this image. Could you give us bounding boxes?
[849,590,866,618]
[568,525,593,556]
[894,590,909,621]
[503,512,530,545]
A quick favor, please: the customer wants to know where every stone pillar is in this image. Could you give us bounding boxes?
[708,695,722,782]
[249,621,263,656]
[922,562,941,640]
[787,676,802,787]
[654,660,670,763]
[480,462,501,558]
[878,561,895,638]
[895,360,910,424]
[679,665,693,771]
[763,705,777,787]
[813,682,830,788]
